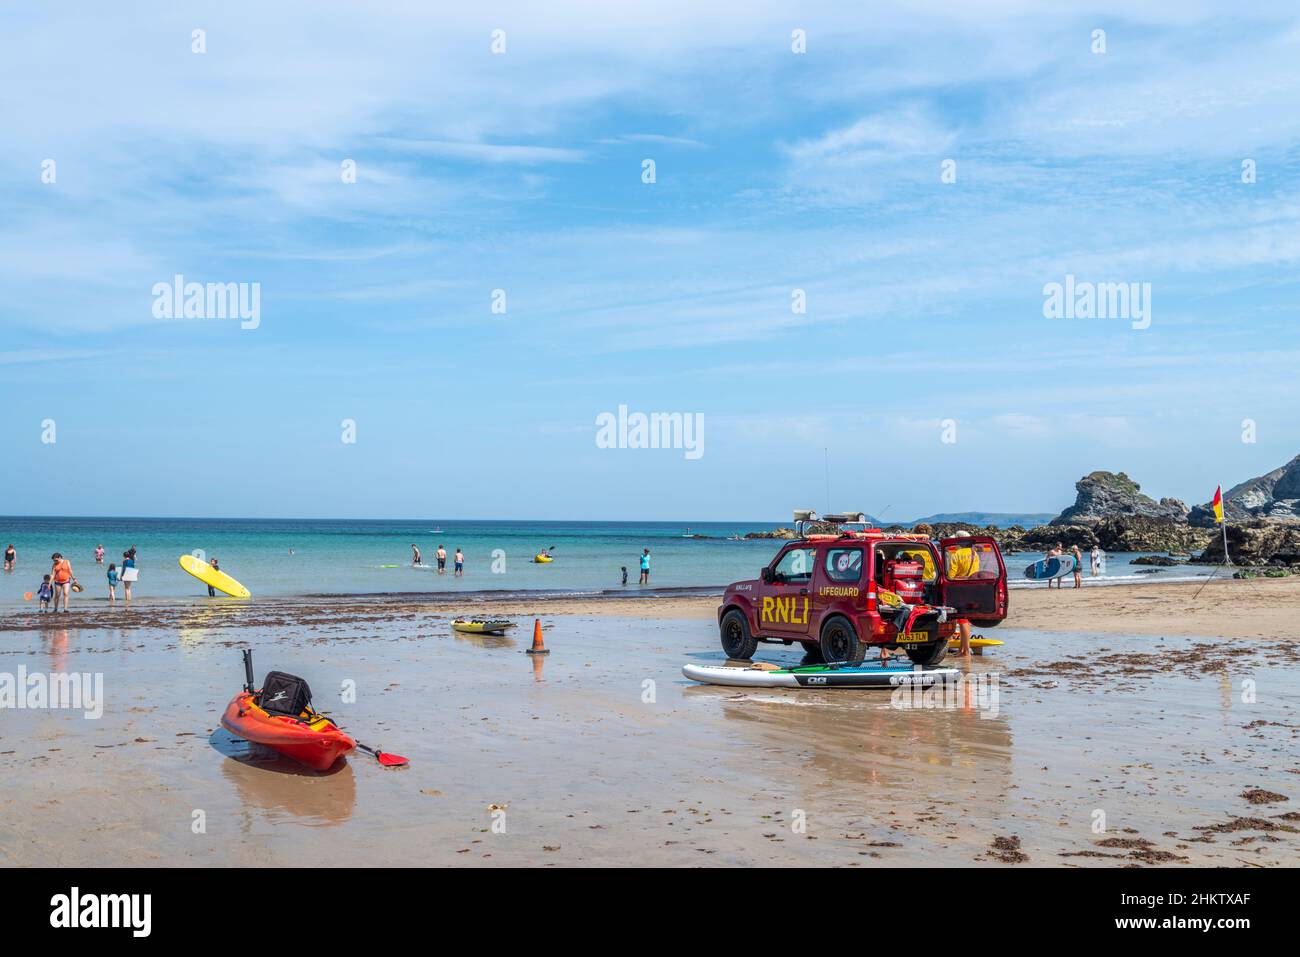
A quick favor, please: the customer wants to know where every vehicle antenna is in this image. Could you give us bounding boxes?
[824,448,830,514]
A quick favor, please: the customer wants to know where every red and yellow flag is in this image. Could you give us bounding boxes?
[1211,485,1224,524]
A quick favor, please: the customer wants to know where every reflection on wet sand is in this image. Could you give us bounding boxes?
[177,602,253,649]
[702,668,1013,803]
[452,632,516,652]
[41,627,70,670]
[211,729,356,827]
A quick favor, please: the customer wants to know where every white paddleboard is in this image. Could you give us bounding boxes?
[682,662,960,689]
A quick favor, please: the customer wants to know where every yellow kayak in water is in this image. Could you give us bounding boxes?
[178,554,251,598]
[452,618,515,635]
[532,554,553,563]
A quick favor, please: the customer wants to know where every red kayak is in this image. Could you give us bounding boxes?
[221,691,356,772]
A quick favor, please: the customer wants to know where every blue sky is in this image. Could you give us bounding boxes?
[3,1,1299,521]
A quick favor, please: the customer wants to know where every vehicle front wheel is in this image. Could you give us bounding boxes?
[905,638,948,668]
[819,617,866,664]
[719,609,758,660]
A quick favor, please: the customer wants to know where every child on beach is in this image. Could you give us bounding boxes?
[107,563,118,603]
[37,575,53,611]
[454,549,464,576]
[621,566,628,585]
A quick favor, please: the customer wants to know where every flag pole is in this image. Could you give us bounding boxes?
[1193,484,1228,600]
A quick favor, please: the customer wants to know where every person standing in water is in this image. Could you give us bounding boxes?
[49,552,74,612]
[94,544,104,564]
[1070,545,1084,589]
[621,566,628,585]
[3,544,15,571]
[454,548,464,577]
[411,544,422,566]
[107,563,118,604]
[120,550,136,605]
[638,548,651,584]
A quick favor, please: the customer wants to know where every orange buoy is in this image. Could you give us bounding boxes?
[526,618,549,656]
[23,592,33,601]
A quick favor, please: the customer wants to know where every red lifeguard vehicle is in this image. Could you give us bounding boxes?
[718,511,1008,666]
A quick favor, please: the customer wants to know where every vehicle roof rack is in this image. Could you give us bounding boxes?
[792,508,935,543]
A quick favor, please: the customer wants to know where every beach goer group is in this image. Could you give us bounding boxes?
[410,544,464,575]
[1044,541,1099,590]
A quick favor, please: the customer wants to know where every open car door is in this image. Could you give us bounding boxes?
[939,536,1008,624]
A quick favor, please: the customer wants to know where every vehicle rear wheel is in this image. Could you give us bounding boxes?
[719,609,758,660]
[819,617,865,664]
[905,638,948,668]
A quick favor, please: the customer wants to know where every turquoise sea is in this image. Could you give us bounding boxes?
[0,516,1219,607]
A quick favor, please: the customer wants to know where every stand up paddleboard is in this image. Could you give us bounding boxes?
[682,661,959,689]
[1024,555,1075,580]
[179,554,251,598]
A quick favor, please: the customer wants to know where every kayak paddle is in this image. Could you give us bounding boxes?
[355,741,408,767]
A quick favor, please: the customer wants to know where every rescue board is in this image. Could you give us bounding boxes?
[1024,555,1075,580]
[682,661,959,689]
[179,554,251,598]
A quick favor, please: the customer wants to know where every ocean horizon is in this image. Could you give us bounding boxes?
[1,515,1217,605]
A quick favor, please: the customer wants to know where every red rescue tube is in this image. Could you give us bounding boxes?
[220,691,356,772]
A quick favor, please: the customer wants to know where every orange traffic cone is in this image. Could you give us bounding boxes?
[526,618,549,655]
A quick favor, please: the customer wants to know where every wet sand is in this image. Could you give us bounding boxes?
[1,576,1297,867]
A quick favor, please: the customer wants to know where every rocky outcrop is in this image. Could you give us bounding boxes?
[1090,516,1211,553]
[1188,455,1300,526]
[1195,519,1300,566]
[744,522,843,540]
[1131,555,1180,566]
[1051,471,1189,525]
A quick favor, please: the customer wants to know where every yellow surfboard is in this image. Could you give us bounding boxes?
[178,554,251,598]
[947,637,1003,649]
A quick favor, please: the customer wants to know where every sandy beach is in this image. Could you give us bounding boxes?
[1,575,1297,868]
